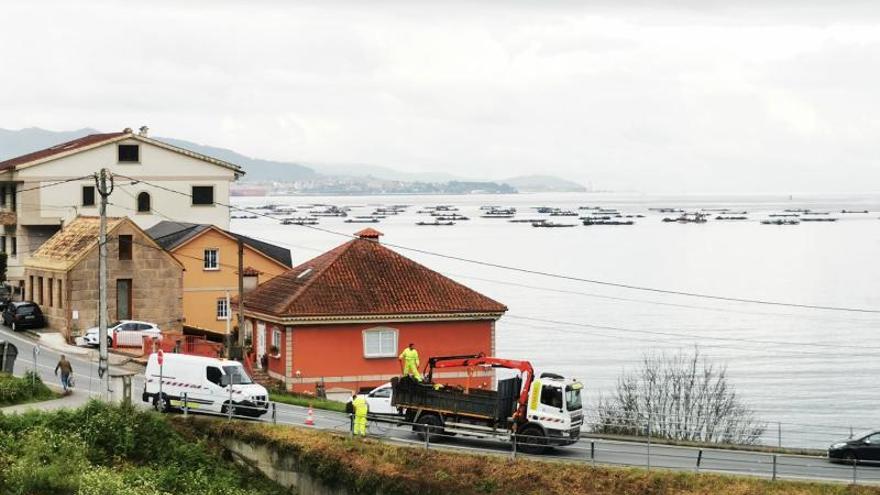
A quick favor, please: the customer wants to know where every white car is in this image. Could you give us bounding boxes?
[83,320,161,347]
[359,383,399,416]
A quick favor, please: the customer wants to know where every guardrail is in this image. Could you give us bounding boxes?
[163,397,880,486]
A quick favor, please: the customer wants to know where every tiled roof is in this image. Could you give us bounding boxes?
[241,234,507,319]
[146,221,292,268]
[0,132,126,171]
[28,216,124,270]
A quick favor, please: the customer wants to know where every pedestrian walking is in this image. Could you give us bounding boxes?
[54,354,73,395]
[351,392,369,436]
[398,342,422,382]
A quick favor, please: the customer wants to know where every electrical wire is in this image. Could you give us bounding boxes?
[113,174,880,314]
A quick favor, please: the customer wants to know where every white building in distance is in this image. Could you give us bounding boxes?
[0,127,243,291]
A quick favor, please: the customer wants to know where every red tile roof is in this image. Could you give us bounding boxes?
[241,235,507,319]
[354,227,383,239]
[0,132,127,171]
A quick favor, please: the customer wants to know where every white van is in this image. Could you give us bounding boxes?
[142,353,269,417]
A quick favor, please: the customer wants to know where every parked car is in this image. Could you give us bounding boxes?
[358,382,399,416]
[83,320,161,347]
[0,285,12,312]
[2,301,45,331]
[828,431,880,463]
[142,353,269,417]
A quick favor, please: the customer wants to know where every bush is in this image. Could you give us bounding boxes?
[593,348,766,445]
[0,371,56,406]
[0,401,289,495]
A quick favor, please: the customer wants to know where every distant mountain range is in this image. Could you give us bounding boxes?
[0,127,587,192]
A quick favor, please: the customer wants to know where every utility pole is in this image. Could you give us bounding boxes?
[237,238,245,348]
[96,168,114,399]
[224,290,232,358]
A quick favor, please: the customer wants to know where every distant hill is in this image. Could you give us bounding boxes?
[501,175,587,192]
[0,127,316,181]
[308,162,459,183]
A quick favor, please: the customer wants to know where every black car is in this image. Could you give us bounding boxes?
[2,301,45,331]
[828,431,880,463]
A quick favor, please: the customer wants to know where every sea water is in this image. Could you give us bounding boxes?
[231,192,880,447]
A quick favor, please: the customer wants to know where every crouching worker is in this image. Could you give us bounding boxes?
[398,343,422,382]
[350,392,369,437]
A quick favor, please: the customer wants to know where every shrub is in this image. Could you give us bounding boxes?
[0,371,56,406]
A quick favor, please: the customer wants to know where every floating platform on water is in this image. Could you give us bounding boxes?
[416,221,455,226]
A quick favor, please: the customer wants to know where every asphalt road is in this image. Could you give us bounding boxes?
[2,324,877,486]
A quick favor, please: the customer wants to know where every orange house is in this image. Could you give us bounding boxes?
[146,221,291,339]
[239,228,507,394]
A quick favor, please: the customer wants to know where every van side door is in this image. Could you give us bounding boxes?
[195,365,226,410]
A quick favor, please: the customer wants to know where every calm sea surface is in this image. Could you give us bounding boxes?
[231,192,880,447]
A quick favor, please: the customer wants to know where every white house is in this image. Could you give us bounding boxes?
[0,127,243,292]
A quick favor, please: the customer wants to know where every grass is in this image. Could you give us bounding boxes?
[583,432,826,457]
[0,371,59,406]
[185,418,880,495]
[269,391,348,413]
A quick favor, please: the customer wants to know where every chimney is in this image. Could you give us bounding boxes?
[123,127,133,134]
[138,125,149,137]
[354,228,383,241]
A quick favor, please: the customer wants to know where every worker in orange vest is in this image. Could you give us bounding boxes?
[398,343,422,382]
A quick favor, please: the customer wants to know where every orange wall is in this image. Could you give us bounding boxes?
[251,318,494,393]
[174,229,288,335]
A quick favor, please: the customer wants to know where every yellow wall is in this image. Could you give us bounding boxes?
[173,228,289,336]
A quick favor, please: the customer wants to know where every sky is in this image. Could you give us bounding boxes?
[1,0,879,193]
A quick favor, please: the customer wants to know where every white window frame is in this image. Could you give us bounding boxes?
[204,248,219,271]
[216,298,229,320]
[272,329,281,355]
[362,327,398,358]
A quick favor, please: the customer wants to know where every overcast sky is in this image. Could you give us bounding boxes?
[2,1,879,193]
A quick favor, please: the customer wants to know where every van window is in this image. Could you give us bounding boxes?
[206,366,223,386]
[371,387,391,399]
[222,365,253,385]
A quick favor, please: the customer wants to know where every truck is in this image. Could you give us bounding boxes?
[390,353,584,453]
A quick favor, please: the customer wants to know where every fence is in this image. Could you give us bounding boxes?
[160,397,880,486]
[140,335,223,358]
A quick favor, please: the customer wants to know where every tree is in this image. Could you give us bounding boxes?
[593,347,766,445]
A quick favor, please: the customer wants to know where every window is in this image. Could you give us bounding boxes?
[540,385,563,409]
[192,186,214,205]
[216,298,229,320]
[28,275,33,301]
[57,280,63,309]
[48,279,53,307]
[362,327,398,358]
[204,248,219,270]
[118,144,139,162]
[136,192,151,212]
[37,277,43,304]
[206,366,223,386]
[272,329,281,353]
[82,186,96,206]
[119,235,133,260]
[116,279,132,320]
[370,387,392,399]
[10,237,16,256]
[1,236,5,254]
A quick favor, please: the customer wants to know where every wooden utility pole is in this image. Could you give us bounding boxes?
[237,238,245,348]
[96,168,114,399]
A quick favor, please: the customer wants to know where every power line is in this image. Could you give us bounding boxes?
[114,174,880,315]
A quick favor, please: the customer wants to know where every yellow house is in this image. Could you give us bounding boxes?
[146,221,291,339]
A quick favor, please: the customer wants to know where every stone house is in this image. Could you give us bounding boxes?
[23,215,184,338]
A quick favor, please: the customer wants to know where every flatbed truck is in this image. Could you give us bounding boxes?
[391,354,584,453]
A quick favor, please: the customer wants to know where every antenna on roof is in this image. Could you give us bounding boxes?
[138,125,149,137]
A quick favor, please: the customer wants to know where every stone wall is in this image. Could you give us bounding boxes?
[21,268,68,333]
[26,222,184,339]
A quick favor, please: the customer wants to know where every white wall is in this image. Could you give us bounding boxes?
[8,137,238,279]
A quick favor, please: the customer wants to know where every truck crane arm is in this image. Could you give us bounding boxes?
[424,353,535,423]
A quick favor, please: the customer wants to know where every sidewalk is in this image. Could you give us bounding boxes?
[27,330,135,366]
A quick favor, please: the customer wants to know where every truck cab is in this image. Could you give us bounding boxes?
[526,373,584,444]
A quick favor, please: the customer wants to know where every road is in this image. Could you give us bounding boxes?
[1,324,877,486]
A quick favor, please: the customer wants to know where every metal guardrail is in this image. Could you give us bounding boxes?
[159,397,880,486]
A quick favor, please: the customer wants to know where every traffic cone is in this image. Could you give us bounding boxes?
[304,405,315,426]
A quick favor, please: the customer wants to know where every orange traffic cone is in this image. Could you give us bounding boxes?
[304,405,315,426]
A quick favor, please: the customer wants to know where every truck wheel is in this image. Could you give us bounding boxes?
[414,414,444,442]
[517,425,548,455]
